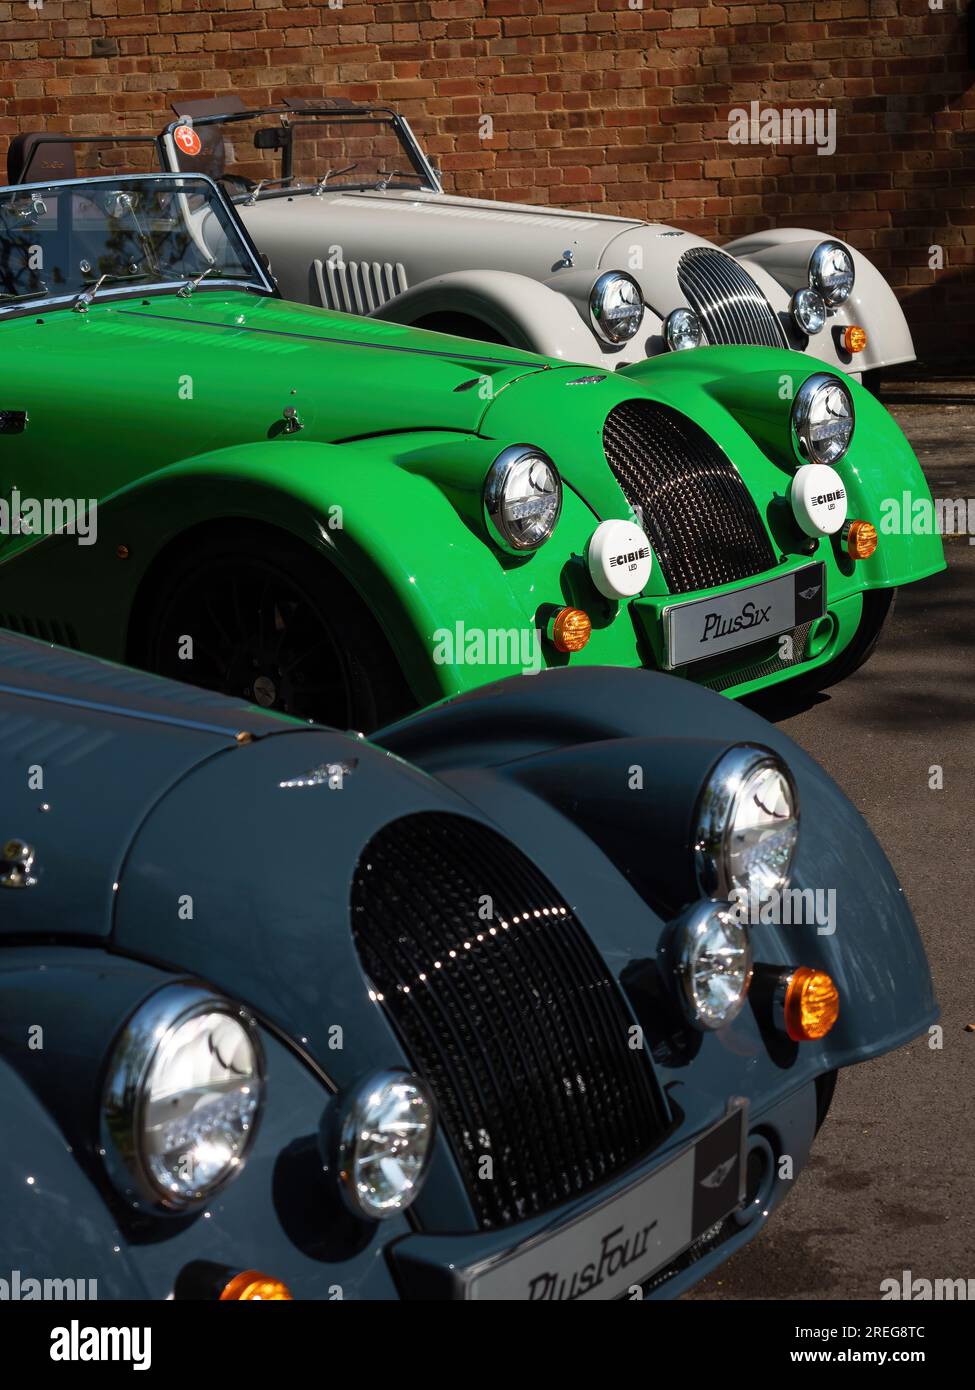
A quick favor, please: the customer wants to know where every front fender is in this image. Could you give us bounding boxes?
[0,1056,146,1298]
[0,433,592,705]
[723,228,916,372]
[372,267,639,364]
[376,666,938,1067]
[618,347,945,587]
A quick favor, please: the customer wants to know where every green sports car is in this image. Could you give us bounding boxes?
[0,172,944,728]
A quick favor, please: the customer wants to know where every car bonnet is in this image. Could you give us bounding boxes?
[19,290,553,443]
[0,632,294,941]
[242,187,645,282]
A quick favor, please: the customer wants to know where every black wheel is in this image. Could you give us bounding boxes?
[795,587,897,696]
[412,311,508,346]
[861,369,884,399]
[136,527,414,731]
[815,1069,838,1133]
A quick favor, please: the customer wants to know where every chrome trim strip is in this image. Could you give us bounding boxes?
[117,307,548,368]
[0,677,259,740]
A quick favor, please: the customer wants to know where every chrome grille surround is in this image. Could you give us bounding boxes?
[677,246,787,348]
[350,812,669,1230]
[602,399,778,596]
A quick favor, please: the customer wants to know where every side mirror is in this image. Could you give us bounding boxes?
[254,127,289,151]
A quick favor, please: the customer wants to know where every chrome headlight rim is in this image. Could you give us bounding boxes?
[483,444,563,554]
[790,369,851,467]
[665,305,705,352]
[336,1069,436,1221]
[674,899,754,1032]
[100,983,265,1214]
[791,371,855,466]
[694,743,800,902]
[589,269,644,344]
[808,239,855,308]
[790,286,827,337]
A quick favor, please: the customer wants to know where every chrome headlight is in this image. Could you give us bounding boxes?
[790,287,826,337]
[791,372,855,465]
[337,1071,435,1220]
[101,985,265,1212]
[809,240,854,307]
[694,745,799,903]
[665,306,704,352]
[674,900,753,1030]
[484,445,562,553]
[589,270,644,344]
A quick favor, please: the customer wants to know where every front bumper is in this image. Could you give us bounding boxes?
[387,1083,818,1300]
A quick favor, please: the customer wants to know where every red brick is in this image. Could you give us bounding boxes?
[0,0,966,359]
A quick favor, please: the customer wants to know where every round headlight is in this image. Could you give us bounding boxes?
[337,1071,435,1220]
[674,900,753,1030]
[665,306,705,352]
[694,744,799,903]
[809,240,854,307]
[101,985,265,1212]
[589,270,644,344]
[790,287,827,337]
[791,372,855,465]
[483,445,562,553]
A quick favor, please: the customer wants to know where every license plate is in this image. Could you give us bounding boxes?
[663,563,826,670]
[463,1103,747,1301]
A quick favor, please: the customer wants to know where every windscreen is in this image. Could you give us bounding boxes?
[0,175,268,311]
[168,114,432,195]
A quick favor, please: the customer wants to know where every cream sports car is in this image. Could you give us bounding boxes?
[10,98,913,386]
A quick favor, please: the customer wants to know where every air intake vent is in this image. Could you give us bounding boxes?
[603,399,777,596]
[350,812,668,1230]
[678,246,787,348]
[314,256,407,314]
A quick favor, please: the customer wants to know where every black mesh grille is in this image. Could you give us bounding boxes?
[701,621,812,692]
[603,398,777,596]
[350,812,668,1230]
[678,246,788,348]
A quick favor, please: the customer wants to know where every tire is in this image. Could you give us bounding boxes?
[861,369,884,399]
[412,311,508,346]
[135,525,415,732]
[815,1069,839,1133]
[794,586,897,696]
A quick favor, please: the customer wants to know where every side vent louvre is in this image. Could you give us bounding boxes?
[314,257,408,315]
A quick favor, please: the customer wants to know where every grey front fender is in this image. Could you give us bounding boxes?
[375,666,938,1068]
[371,267,650,365]
[723,227,916,372]
[0,1055,147,1298]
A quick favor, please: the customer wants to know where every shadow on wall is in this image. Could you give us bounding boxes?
[704,5,975,363]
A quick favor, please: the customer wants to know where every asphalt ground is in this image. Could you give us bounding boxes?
[689,375,975,1300]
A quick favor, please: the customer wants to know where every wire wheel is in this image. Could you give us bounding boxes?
[148,550,375,733]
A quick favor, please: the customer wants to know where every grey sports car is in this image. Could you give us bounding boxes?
[0,632,936,1299]
[9,99,913,385]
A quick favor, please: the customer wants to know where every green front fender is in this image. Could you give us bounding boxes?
[619,347,945,587]
[1,432,612,704]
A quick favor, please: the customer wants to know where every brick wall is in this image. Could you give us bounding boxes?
[1,0,973,362]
